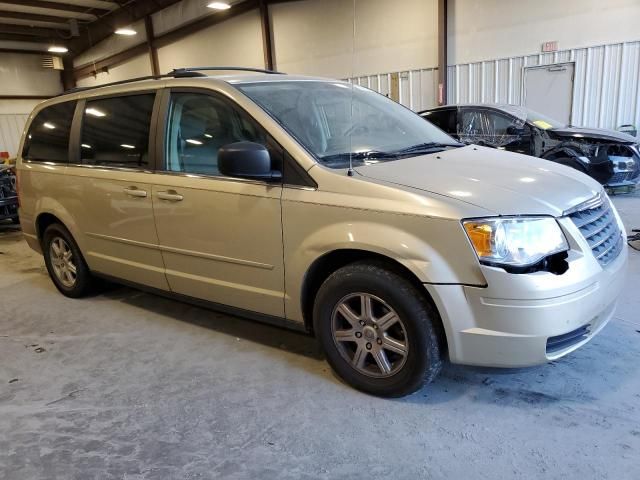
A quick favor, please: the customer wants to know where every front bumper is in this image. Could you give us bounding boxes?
[427,217,628,367]
[0,195,18,220]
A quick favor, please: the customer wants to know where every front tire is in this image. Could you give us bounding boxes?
[313,262,443,397]
[42,223,95,298]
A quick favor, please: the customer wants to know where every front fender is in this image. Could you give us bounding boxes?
[282,199,486,323]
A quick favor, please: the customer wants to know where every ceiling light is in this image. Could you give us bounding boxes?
[85,108,106,117]
[43,122,56,129]
[204,133,213,138]
[121,144,135,149]
[115,28,137,36]
[81,144,92,149]
[207,2,231,10]
[186,139,203,145]
[48,46,68,53]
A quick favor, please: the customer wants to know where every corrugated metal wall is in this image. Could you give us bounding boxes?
[348,68,439,112]
[349,40,640,131]
[0,114,28,158]
[448,40,640,130]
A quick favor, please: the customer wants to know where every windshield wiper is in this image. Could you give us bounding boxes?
[393,141,463,155]
[320,143,462,166]
[320,150,399,166]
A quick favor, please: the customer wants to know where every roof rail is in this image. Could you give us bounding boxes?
[59,66,285,96]
[170,66,284,75]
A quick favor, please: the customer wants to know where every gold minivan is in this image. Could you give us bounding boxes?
[17,68,627,397]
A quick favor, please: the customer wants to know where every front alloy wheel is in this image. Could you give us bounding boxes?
[331,293,408,377]
[314,261,443,397]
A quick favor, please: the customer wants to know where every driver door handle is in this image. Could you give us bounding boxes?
[157,190,184,202]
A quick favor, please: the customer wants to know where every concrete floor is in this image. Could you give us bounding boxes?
[1,195,639,480]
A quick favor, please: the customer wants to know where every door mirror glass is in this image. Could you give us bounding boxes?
[218,142,282,181]
[506,125,525,136]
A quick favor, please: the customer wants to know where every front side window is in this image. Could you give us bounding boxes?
[458,108,524,148]
[164,92,275,177]
[236,81,460,169]
[81,94,155,168]
[22,101,76,163]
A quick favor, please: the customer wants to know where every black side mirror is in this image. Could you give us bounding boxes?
[506,125,525,136]
[218,142,282,182]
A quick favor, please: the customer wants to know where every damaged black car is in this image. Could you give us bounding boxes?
[420,104,640,191]
[0,164,19,225]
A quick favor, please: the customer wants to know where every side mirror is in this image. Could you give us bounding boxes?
[506,125,525,136]
[218,141,282,182]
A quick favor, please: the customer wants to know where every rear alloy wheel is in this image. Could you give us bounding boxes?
[314,262,443,397]
[43,223,95,298]
[49,237,77,288]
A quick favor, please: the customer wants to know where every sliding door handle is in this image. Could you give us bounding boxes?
[157,191,184,202]
[123,187,147,198]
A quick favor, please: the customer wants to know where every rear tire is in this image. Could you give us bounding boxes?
[42,223,95,298]
[313,261,443,397]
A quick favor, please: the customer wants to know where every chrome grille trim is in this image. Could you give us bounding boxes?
[563,191,604,216]
[567,193,623,267]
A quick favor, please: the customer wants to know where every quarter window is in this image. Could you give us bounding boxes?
[165,92,276,177]
[81,94,155,168]
[22,101,76,163]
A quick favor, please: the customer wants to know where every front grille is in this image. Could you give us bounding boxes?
[568,194,623,267]
[608,171,630,185]
[546,325,590,354]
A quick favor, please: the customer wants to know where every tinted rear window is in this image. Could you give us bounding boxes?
[22,101,76,162]
[422,109,456,133]
[81,94,155,168]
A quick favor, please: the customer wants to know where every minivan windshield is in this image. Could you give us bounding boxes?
[237,81,460,168]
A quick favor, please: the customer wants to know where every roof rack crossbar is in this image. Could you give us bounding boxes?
[59,66,286,96]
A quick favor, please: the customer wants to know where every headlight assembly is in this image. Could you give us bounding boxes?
[462,217,569,268]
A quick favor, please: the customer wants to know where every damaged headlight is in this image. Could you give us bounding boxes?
[462,217,569,268]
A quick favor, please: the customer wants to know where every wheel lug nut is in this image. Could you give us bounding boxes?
[359,320,366,326]
[366,342,372,350]
[373,324,378,330]
[377,338,382,345]
[355,332,362,338]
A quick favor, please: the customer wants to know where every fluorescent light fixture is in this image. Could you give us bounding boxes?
[81,144,92,149]
[204,133,213,138]
[186,139,203,145]
[48,46,68,53]
[43,122,56,129]
[121,144,135,149]
[207,2,231,10]
[115,28,137,36]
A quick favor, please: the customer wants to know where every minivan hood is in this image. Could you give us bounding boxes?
[549,126,638,144]
[355,145,601,216]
